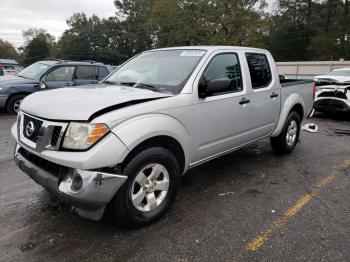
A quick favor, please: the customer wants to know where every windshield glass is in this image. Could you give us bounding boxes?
[19,62,50,80]
[327,70,350,77]
[104,49,206,94]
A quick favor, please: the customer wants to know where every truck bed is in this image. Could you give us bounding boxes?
[280,79,313,87]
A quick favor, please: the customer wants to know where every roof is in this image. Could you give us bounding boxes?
[0,59,18,65]
[332,67,350,71]
[150,45,266,52]
[38,60,105,66]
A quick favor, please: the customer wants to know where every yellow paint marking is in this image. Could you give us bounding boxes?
[246,159,350,252]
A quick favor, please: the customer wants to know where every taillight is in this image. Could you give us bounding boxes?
[312,82,318,100]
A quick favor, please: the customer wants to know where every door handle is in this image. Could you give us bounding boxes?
[270,92,278,98]
[239,97,250,105]
[64,83,71,86]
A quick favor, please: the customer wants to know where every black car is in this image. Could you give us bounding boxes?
[0,60,113,114]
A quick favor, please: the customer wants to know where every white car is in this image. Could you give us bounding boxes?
[313,68,350,113]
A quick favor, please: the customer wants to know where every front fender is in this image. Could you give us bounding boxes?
[4,84,38,96]
[111,114,191,172]
[270,93,305,137]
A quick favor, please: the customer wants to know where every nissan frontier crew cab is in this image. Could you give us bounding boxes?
[12,46,313,227]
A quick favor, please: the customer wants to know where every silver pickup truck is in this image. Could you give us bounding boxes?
[11,46,313,227]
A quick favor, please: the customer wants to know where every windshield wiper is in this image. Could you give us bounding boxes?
[120,82,160,92]
[103,80,119,85]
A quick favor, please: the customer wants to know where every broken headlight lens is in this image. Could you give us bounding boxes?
[62,122,110,150]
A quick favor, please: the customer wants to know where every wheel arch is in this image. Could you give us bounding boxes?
[112,114,191,174]
[121,135,186,175]
[271,93,305,137]
[5,92,31,113]
[5,92,31,107]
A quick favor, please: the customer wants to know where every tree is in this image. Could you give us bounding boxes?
[0,39,19,59]
[22,28,56,65]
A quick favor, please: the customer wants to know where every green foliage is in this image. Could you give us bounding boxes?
[0,39,19,59]
[268,0,350,61]
[22,28,56,65]
[17,0,350,65]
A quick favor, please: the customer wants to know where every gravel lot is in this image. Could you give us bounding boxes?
[0,113,349,261]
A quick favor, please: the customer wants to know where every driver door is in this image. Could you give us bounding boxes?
[192,52,252,162]
[44,66,75,89]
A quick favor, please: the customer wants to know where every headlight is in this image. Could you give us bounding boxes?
[62,122,110,150]
[0,87,3,93]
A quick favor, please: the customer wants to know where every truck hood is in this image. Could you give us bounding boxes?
[20,84,173,121]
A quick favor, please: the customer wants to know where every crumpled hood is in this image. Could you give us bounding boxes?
[315,75,350,84]
[20,84,172,121]
[0,75,36,87]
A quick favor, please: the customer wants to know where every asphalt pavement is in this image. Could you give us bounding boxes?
[0,113,349,262]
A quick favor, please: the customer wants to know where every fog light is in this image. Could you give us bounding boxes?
[71,174,83,191]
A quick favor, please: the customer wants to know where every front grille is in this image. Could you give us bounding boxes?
[51,126,62,146]
[23,114,43,143]
[18,147,62,175]
[318,91,347,99]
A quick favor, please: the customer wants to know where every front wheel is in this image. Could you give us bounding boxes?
[6,94,26,114]
[270,111,301,154]
[112,147,180,228]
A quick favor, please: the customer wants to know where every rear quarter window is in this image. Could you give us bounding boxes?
[245,53,272,89]
[75,66,97,80]
[98,67,109,79]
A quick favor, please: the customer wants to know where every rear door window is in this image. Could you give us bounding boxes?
[245,53,272,89]
[75,66,97,80]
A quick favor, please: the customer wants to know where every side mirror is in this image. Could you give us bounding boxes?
[199,78,232,98]
[39,81,47,89]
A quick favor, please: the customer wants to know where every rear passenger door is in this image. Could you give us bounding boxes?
[245,53,281,137]
[74,66,98,86]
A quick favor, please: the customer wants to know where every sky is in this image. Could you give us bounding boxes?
[0,0,116,48]
[0,0,275,49]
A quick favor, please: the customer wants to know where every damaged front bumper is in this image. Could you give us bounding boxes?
[14,144,127,220]
[314,98,350,113]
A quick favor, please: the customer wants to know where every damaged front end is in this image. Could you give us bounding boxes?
[313,78,350,113]
[14,145,127,220]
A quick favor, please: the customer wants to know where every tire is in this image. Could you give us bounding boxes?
[112,147,180,228]
[6,94,26,114]
[270,111,301,154]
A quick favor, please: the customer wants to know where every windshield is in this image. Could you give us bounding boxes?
[327,70,350,77]
[104,49,206,94]
[19,62,50,80]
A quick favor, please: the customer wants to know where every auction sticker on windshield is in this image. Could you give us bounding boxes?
[180,51,206,57]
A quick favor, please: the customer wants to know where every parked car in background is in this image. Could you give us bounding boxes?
[313,68,350,113]
[0,59,20,76]
[0,64,3,76]
[0,60,113,114]
[12,46,313,227]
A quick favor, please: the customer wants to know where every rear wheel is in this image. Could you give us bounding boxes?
[270,111,301,154]
[6,94,26,114]
[112,147,180,228]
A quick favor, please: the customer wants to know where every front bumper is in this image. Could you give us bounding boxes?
[314,98,350,113]
[14,144,127,220]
